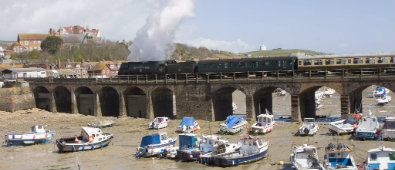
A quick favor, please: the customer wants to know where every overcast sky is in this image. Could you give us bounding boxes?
[0,0,394,54]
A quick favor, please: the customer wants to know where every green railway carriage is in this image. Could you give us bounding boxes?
[196,57,297,73]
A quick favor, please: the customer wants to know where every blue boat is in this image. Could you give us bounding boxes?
[201,136,268,167]
[177,117,200,133]
[136,133,176,158]
[219,115,247,134]
[323,143,357,170]
[5,125,55,146]
[176,134,201,161]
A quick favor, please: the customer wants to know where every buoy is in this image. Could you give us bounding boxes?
[279,161,284,165]
[33,135,36,139]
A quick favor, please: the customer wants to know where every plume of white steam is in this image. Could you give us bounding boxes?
[127,0,195,61]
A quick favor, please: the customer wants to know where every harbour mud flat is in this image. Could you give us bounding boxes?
[0,89,393,170]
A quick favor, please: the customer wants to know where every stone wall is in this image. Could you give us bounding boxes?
[0,87,35,112]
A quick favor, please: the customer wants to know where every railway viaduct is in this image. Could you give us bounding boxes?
[27,74,395,122]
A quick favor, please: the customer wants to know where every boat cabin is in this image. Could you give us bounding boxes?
[256,114,274,127]
[31,125,46,133]
[81,127,104,143]
[367,146,395,170]
[155,117,168,123]
[179,134,198,150]
[239,137,266,155]
[140,133,168,147]
[325,143,353,168]
[200,135,227,152]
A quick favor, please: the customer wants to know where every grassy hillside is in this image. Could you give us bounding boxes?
[246,48,327,57]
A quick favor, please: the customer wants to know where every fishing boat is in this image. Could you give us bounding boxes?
[87,120,115,128]
[4,125,55,146]
[251,113,276,134]
[376,95,392,106]
[354,111,380,140]
[298,118,319,136]
[328,113,362,135]
[148,117,169,129]
[56,127,113,152]
[323,143,357,170]
[203,136,269,167]
[135,132,176,158]
[176,134,201,161]
[177,117,200,133]
[381,117,395,141]
[290,144,325,170]
[219,115,247,134]
[198,135,241,164]
[360,145,395,170]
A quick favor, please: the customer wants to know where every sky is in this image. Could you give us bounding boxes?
[0,0,394,54]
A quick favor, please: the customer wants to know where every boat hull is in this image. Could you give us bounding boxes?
[139,140,177,157]
[201,149,268,167]
[6,138,51,146]
[177,148,202,161]
[56,136,113,152]
[356,131,377,139]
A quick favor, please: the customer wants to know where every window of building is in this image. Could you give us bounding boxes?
[25,41,29,45]
[34,40,36,44]
[106,70,109,74]
[102,70,105,74]
[38,41,41,44]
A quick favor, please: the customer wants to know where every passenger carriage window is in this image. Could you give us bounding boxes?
[378,57,388,63]
[336,59,346,64]
[366,58,375,64]
[391,57,395,63]
[353,58,363,64]
[314,60,323,65]
[303,60,312,65]
[298,61,302,66]
[348,59,352,64]
[325,59,334,65]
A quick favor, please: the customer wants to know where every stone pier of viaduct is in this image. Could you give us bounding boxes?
[28,76,395,122]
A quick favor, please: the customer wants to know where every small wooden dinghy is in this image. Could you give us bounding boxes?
[56,127,113,152]
[87,120,115,128]
[4,125,55,146]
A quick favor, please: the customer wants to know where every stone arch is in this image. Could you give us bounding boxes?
[254,87,291,117]
[75,86,94,116]
[212,87,247,121]
[151,87,176,118]
[33,86,50,111]
[54,86,71,113]
[99,86,119,117]
[349,84,394,114]
[299,86,340,119]
[124,87,146,118]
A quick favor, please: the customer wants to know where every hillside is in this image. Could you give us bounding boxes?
[246,48,327,57]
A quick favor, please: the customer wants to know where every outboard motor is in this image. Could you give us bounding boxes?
[327,143,336,150]
[135,147,147,158]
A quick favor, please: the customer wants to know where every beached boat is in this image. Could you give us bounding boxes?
[176,133,201,161]
[328,113,362,135]
[373,86,387,98]
[298,118,319,136]
[4,125,55,146]
[56,127,113,152]
[251,113,275,134]
[203,136,269,167]
[177,117,200,133]
[290,144,325,170]
[381,117,395,141]
[219,115,247,134]
[275,88,287,96]
[135,132,176,158]
[148,117,169,129]
[360,145,395,170]
[376,95,392,106]
[87,120,115,128]
[323,143,357,170]
[354,111,380,140]
[198,135,241,164]
[323,88,336,97]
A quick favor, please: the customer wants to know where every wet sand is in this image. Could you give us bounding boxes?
[0,87,394,170]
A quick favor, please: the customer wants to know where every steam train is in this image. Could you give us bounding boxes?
[118,53,395,77]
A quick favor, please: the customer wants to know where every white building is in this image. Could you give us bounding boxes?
[260,44,267,51]
[2,68,47,79]
[0,47,4,58]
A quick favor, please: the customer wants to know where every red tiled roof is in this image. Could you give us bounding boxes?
[18,33,49,41]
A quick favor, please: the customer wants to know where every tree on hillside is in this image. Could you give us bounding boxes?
[41,36,63,54]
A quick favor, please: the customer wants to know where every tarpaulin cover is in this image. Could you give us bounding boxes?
[226,115,243,128]
[179,134,196,150]
[179,117,195,127]
[140,134,161,147]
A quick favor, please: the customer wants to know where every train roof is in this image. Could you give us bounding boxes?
[198,56,296,63]
[298,53,395,59]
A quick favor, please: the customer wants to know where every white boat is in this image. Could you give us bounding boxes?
[275,88,287,96]
[373,86,388,98]
[361,145,395,170]
[328,113,362,135]
[355,111,379,140]
[56,127,113,152]
[298,118,319,136]
[199,135,240,154]
[135,132,176,158]
[205,136,269,166]
[4,125,55,146]
[381,117,395,141]
[148,117,169,129]
[232,102,238,113]
[376,95,392,106]
[251,113,276,134]
[323,88,336,97]
[323,143,357,170]
[219,115,247,134]
[177,117,200,133]
[290,144,325,170]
